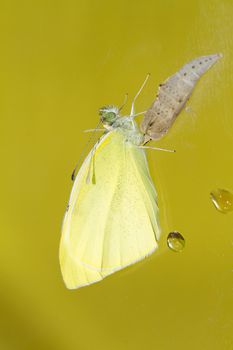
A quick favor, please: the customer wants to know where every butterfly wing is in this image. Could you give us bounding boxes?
[141,53,222,142]
[59,130,160,289]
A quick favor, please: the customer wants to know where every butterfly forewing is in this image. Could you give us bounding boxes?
[141,53,222,142]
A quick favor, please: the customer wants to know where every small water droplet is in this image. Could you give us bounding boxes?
[210,189,233,213]
[167,231,185,252]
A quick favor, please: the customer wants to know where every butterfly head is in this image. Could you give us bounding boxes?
[99,105,119,128]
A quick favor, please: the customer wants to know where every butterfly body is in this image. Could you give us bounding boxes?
[60,54,221,289]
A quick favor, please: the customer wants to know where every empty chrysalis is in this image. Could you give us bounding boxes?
[141,53,222,142]
[60,54,222,289]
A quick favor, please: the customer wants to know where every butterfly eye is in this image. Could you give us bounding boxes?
[100,111,117,125]
[99,105,118,126]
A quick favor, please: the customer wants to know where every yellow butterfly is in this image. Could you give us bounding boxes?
[60,54,221,289]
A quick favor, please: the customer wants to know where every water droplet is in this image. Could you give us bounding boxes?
[167,231,185,252]
[210,189,233,213]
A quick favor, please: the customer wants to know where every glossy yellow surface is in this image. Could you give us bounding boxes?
[1,1,233,349]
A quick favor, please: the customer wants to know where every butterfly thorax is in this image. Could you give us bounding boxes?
[99,106,144,146]
[112,116,144,146]
[99,105,144,146]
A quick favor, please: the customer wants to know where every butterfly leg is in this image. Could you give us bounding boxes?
[83,128,105,133]
[138,146,176,153]
[86,137,102,184]
[71,122,103,181]
[86,148,96,184]
[130,111,147,118]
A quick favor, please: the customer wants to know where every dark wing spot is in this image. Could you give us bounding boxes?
[192,65,195,69]
[199,61,202,65]
[183,72,187,76]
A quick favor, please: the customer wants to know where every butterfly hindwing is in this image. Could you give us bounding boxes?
[59,130,160,288]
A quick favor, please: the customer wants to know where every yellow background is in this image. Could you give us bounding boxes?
[1,1,233,349]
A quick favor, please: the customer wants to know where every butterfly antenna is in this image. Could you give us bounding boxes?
[71,120,102,181]
[139,145,176,153]
[130,73,150,116]
[119,93,128,112]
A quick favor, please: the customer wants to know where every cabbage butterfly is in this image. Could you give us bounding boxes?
[60,54,221,289]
